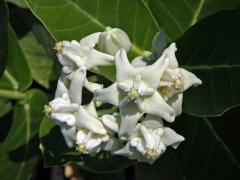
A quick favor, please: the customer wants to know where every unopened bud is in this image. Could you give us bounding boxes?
[98,27,132,55]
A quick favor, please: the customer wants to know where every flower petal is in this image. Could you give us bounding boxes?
[94,83,122,106]
[51,113,76,126]
[118,98,143,139]
[80,32,101,47]
[60,125,76,148]
[141,115,164,128]
[140,53,169,89]
[138,92,175,122]
[161,127,185,149]
[69,67,86,104]
[163,42,178,69]
[55,76,68,98]
[114,142,135,158]
[86,49,114,69]
[84,79,103,92]
[84,100,98,118]
[102,114,119,133]
[115,49,136,84]
[76,106,106,135]
[180,68,202,91]
[102,137,121,152]
[167,93,183,116]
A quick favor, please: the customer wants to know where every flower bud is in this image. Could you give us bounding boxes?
[98,27,132,55]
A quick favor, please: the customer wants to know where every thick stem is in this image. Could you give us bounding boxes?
[131,44,151,58]
[0,89,25,100]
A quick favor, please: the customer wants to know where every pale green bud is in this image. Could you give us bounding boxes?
[98,27,132,55]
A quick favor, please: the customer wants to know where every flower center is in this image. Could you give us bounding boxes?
[128,88,139,100]
[173,77,184,90]
[77,144,88,154]
[44,105,53,116]
[54,41,64,53]
[146,148,158,159]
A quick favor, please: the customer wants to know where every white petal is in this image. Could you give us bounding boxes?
[131,56,147,68]
[118,82,131,92]
[140,125,155,149]
[138,92,175,122]
[86,49,114,69]
[80,32,101,47]
[118,99,143,139]
[94,83,122,106]
[161,127,185,149]
[84,100,98,118]
[140,54,169,89]
[167,93,183,116]
[115,49,136,84]
[60,125,76,148]
[69,67,86,104]
[76,106,106,135]
[86,137,102,151]
[76,129,88,144]
[101,114,119,133]
[102,137,121,152]
[180,68,202,91]
[163,42,178,69]
[55,76,68,98]
[114,142,134,158]
[141,115,164,128]
[84,79,103,92]
[51,113,76,126]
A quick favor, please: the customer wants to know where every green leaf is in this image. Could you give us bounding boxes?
[135,115,240,180]
[0,25,32,91]
[0,99,12,118]
[176,8,240,116]
[6,0,28,8]
[20,24,61,89]
[0,89,48,180]
[39,117,135,173]
[144,0,240,40]
[0,0,8,77]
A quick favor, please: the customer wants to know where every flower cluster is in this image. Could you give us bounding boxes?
[45,26,202,164]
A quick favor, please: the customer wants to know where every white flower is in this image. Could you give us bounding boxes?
[94,49,175,139]
[115,115,185,164]
[75,100,120,154]
[98,26,132,55]
[55,32,114,74]
[158,43,202,115]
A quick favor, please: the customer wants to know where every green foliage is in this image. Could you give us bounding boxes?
[0,25,32,91]
[0,89,48,180]
[0,99,12,118]
[177,8,240,116]
[20,24,61,89]
[6,0,28,8]
[0,0,8,77]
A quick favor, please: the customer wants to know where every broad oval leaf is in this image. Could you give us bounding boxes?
[144,0,240,40]
[20,24,61,89]
[40,117,135,173]
[135,115,240,180]
[0,0,8,77]
[176,8,240,116]
[0,25,32,91]
[0,89,48,180]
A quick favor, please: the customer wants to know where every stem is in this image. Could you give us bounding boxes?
[0,89,25,100]
[131,44,151,58]
[4,70,19,90]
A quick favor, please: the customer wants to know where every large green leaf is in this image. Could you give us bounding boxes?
[144,0,240,40]
[0,25,32,91]
[20,24,61,89]
[39,117,135,173]
[0,0,8,77]
[0,89,48,180]
[6,0,28,8]
[176,8,240,116]
[135,115,240,180]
